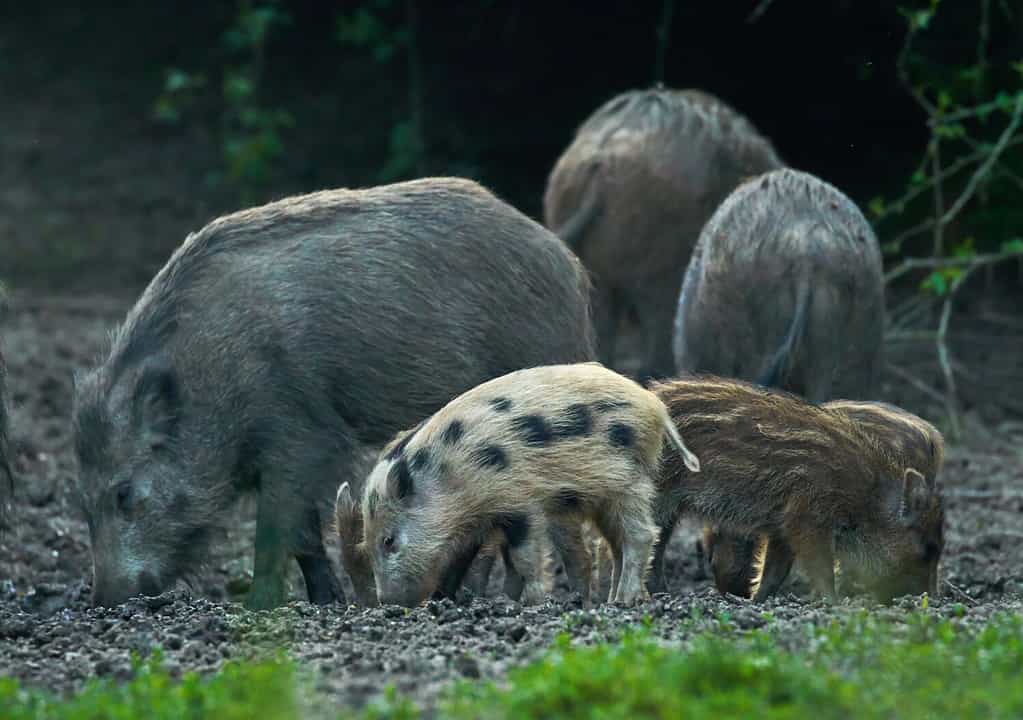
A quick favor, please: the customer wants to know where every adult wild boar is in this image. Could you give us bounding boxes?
[673,167,885,401]
[673,168,885,597]
[72,177,595,609]
[544,86,782,381]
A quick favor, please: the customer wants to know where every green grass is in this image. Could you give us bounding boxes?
[4,611,1023,719]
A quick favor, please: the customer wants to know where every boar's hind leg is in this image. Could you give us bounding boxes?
[647,509,682,595]
[792,529,837,601]
[633,286,678,383]
[499,509,548,605]
[297,507,345,605]
[752,534,795,603]
[547,517,593,606]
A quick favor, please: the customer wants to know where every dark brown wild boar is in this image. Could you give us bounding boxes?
[673,167,885,402]
[648,376,944,603]
[544,87,782,382]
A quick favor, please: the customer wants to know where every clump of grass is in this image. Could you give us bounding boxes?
[0,650,300,720]
[4,612,1023,719]
[444,612,1023,720]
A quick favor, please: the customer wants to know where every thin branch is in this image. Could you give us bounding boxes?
[874,138,1023,225]
[652,0,676,84]
[746,0,775,24]
[936,291,960,438]
[939,93,1023,222]
[931,141,944,256]
[884,248,1023,284]
[944,580,979,606]
[883,362,947,405]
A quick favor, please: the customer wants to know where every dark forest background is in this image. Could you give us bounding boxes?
[1,0,1021,293]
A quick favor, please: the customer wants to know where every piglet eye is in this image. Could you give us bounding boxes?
[116,483,133,513]
[383,536,395,552]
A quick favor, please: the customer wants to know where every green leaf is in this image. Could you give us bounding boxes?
[921,271,948,296]
[910,170,926,186]
[868,196,886,218]
[1001,238,1023,253]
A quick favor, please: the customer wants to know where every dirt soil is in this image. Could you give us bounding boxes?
[1,291,1023,715]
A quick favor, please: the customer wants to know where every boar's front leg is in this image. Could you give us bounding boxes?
[499,508,548,605]
[247,489,292,610]
[753,534,795,603]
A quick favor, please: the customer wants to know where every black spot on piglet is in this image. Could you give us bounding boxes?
[608,422,635,449]
[553,403,593,438]
[388,458,414,499]
[472,444,509,471]
[442,420,465,446]
[411,447,431,471]
[490,397,513,412]
[512,415,553,446]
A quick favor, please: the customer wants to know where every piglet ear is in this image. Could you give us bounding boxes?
[132,358,180,445]
[387,458,414,501]
[334,481,364,544]
[900,467,933,517]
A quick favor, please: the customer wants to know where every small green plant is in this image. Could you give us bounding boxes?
[336,0,426,182]
[153,0,293,199]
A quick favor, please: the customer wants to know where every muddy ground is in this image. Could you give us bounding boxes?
[1,289,1022,715]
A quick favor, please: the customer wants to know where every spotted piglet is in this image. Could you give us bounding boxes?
[341,362,700,608]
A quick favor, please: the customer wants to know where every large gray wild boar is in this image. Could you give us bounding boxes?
[648,376,944,603]
[72,177,595,610]
[703,400,946,599]
[543,86,783,381]
[673,167,885,401]
[347,362,700,608]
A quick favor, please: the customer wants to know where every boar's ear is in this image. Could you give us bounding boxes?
[900,467,934,517]
[132,359,180,446]
[386,458,414,502]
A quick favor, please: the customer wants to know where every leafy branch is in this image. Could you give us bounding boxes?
[879,0,1023,437]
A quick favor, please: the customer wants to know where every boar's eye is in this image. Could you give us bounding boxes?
[115,482,133,514]
[383,535,396,553]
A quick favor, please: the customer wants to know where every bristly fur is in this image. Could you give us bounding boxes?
[359,362,700,607]
[644,375,944,603]
[673,167,885,404]
[543,86,783,380]
[73,176,596,609]
[701,397,946,599]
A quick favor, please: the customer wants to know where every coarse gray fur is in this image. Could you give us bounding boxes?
[72,177,596,609]
[543,86,783,381]
[673,168,885,403]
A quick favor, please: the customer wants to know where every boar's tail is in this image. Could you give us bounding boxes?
[554,163,603,253]
[757,273,813,390]
[659,405,701,473]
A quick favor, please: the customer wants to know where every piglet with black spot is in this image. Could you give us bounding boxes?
[352,362,700,608]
